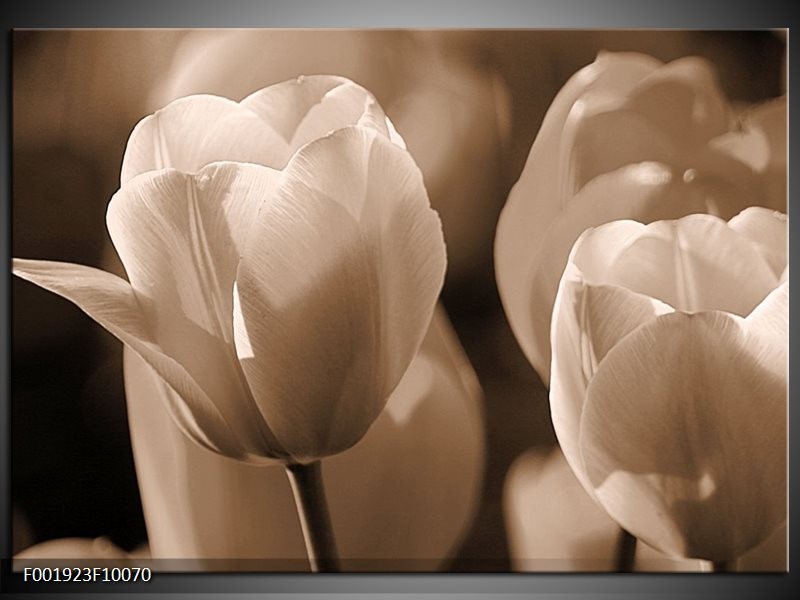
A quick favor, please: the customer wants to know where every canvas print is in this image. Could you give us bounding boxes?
[10,29,787,573]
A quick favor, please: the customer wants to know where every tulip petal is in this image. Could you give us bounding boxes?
[746,280,789,348]
[580,310,787,561]
[495,52,660,380]
[121,95,286,183]
[526,162,712,384]
[600,214,778,316]
[123,77,400,183]
[241,75,392,157]
[235,127,446,462]
[107,162,285,458]
[550,263,672,495]
[727,207,787,279]
[569,219,647,284]
[12,259,248,459]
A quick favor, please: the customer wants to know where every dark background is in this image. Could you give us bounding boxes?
[10,29,785,568]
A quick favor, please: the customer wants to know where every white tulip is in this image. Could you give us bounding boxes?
[14,106,446,464]
[550,209,787,563]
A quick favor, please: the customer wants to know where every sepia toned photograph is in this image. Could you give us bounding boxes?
[10,28,787,574]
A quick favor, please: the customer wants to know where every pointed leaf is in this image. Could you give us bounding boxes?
[12,259,248,459]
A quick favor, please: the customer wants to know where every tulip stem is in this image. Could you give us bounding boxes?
[614,529,637,572]
[285,461,340,573]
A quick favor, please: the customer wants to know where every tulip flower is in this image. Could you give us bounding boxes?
[548,209,787,565]
[495,51,787,386]
[14,125,446,464]
[13,73,453,570]
[16,74,449,464]
[96,74,483,568]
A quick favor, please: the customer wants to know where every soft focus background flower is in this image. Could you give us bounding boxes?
[549,210,787,565]
[495,51,787,386]
[12,29,786,569]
